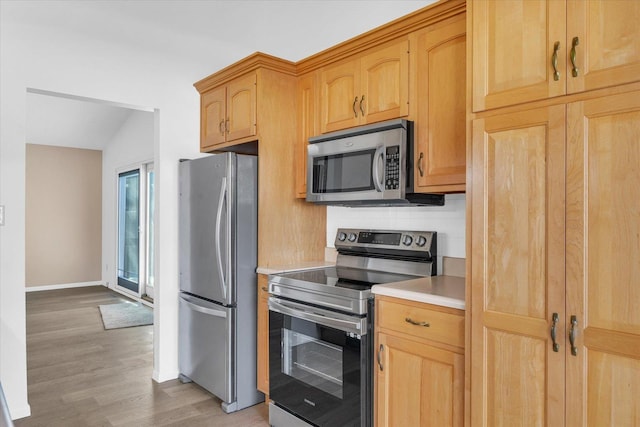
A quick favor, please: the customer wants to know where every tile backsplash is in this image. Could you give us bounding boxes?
[326,193,466,274]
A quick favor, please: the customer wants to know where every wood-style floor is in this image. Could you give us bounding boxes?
[16,286,269,427]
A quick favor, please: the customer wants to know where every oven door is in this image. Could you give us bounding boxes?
[268,297,372,427]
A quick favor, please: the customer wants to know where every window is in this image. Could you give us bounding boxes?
[116,162,154,297]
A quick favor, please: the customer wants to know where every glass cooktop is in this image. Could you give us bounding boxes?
[277,266,418,291]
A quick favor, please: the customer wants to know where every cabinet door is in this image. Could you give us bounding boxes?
[415,15,466,192]
[320,58,360,133]
[567,0,640,95]
[295,73,317,198]
[471,0,566,112]
[376,332,464,427]
[360,39,409,125]
[226,72,257,142]
[470,106,566,426]
[565,91,640,426]
[201,86,227,150]
[256,274,269,395]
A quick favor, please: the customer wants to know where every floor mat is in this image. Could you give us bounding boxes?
[98,301,153,329]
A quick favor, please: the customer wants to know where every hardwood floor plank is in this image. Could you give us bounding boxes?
[15,286,269,427]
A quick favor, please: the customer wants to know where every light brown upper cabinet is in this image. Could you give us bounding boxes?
[414,14,466,193]
[295,72,317,199]
[200,72,257,151]
[471,0,640,112]
[320,39,409,133]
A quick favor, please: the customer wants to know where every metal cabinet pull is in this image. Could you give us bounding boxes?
[550,312,560,352]
[377,344,384,371]
[219,120,225,135]
[570,37,579,77]
[551,41,561,81]
[225,119,230,133]
[569,315,578,356]
[405,317,430,327]
[261,287,268,292]
[359,95,365,116]
[353,96,359,118]
[418,152,425,177]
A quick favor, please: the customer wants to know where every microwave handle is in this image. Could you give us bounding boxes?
[372,146,385,192]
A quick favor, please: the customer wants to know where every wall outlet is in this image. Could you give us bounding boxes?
[0,205,4,226]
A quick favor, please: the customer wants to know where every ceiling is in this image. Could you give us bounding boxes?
[26,91,145,150]
[12,0,434,150]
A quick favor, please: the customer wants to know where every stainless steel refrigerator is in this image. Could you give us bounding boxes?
[178,152,263,413]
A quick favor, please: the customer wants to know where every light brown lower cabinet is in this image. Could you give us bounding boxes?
[375,295,464,427]
[257,274,269,397]
[470,88,640,426]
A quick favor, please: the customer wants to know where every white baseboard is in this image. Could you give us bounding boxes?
[10,403,31,421]
[25,281,105,292]
[152,369,179,383]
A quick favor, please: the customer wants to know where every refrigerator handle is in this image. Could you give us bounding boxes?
[215,176,228,300]
[180,294,228,318]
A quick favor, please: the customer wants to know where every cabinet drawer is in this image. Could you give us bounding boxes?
[377,298,463,348]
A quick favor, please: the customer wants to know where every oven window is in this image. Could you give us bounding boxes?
[282,329,343,399]
[312,150,375,193]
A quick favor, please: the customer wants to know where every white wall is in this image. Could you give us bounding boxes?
[0,1,437,419]
[102,110,155,293]
[327,194,466,272]
[0,13,203,419]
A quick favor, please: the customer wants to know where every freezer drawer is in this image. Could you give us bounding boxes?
[179,293,234,404]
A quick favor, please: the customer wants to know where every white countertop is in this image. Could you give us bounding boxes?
[371,275,465,310]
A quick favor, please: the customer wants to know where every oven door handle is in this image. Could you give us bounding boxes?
[268,297,367,336]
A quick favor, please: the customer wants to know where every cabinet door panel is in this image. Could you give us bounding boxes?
[485,329,546,426]
[227,73,256,141]
[586,351,640,426]
[201,86,226,149]
[320,59,359,133]
[377,333,463,427]
[472,0,566,111]
[360,40,409,124]
[566,91,640,426]
[567,0,640,94]
[471,106,566,426]
[416,15,466,191]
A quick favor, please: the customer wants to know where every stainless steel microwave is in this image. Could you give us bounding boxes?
[306,119,444,206]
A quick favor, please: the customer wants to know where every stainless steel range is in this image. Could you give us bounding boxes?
[267,228,437,427]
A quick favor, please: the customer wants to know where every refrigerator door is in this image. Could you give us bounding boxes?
[179,292,235,403]
[179,154,235,305]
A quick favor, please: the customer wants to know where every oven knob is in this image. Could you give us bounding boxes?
[416,235,427,247]
[337,232,347,241]
[348,233,357,242]
[402,235,413,246]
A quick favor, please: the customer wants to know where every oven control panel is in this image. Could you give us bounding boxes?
[335,228,435,253]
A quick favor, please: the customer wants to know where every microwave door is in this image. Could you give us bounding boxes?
[307,146,381,203]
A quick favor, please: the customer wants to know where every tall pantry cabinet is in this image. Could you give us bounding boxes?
[468,0,640,425]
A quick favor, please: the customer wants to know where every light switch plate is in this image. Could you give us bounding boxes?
[0,205,4,226]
